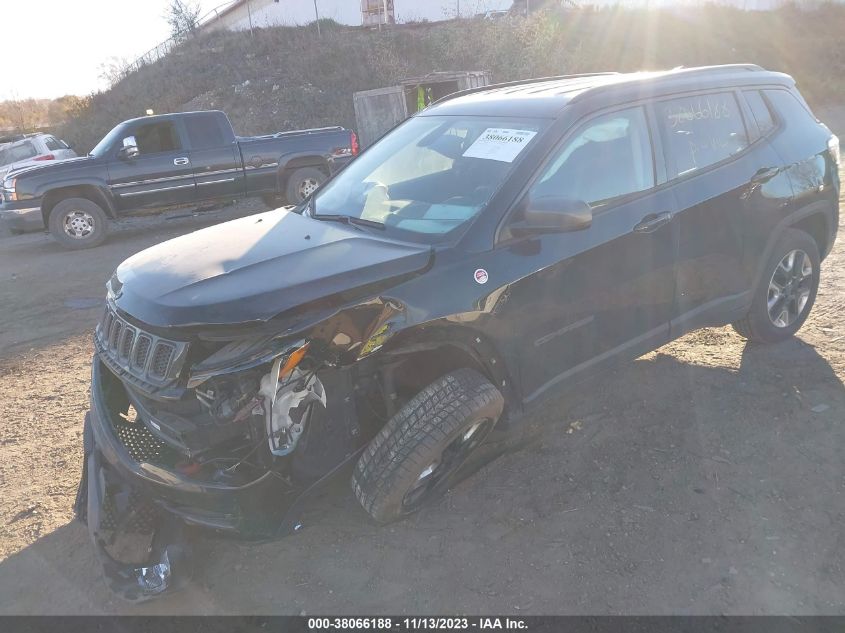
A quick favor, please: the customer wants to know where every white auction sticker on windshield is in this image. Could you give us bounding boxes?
[462,128,538,163]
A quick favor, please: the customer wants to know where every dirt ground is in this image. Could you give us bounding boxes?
[1,114,844,615]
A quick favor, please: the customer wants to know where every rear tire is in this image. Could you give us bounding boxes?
[352,368,504,523]
[48,197,109,250]
[285,167,326,205]
[732,228,820,343]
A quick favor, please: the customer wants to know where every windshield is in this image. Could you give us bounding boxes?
[89,121,128,157]
[312,115,546,243]
[0,141,37,167]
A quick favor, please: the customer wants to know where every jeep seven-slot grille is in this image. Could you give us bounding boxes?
[97,304,189,389]
[151,343,175,378]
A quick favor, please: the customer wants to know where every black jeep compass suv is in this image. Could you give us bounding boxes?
[78,65,840,600]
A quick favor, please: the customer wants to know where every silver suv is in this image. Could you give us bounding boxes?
[0,133,77,232]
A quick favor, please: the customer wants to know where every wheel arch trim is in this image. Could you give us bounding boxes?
[751,200,834,297]
[41,183,116,226]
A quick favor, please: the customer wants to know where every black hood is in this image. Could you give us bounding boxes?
[4,155,91,180]
[113,209,432,329]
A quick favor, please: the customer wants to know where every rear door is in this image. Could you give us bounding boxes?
[184,112,245,201]
[654,90,792,331]
[108,119,197,211]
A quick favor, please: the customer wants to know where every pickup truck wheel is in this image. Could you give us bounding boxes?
[285,167,325,204]
[732,228,820,343]
[48,198,109,250]
[352,368,504,523]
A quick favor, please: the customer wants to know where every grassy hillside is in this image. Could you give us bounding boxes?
[59,3,845,152]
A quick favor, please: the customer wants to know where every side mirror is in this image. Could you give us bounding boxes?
[522,196,592,232]
[118,144,139,160]
[118,136,139,160]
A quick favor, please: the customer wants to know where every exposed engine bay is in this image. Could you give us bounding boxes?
[81,308,383,601]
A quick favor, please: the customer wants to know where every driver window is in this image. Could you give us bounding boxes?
[128,121,181,156]
[369,124,468,185]
[531,107,655,208]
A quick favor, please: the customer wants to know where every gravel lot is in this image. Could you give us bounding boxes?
[0,113,843,614]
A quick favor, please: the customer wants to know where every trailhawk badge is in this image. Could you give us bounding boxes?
[474,268,489,285]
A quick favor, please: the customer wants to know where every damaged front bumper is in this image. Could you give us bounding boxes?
[77,359,359,602]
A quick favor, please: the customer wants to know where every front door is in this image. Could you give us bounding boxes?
[108,119,196,211]
[496,105,678,404]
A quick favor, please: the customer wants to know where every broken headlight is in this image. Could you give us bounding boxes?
[187,336,305,389]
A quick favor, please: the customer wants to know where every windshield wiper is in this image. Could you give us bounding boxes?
[311,213,386,231]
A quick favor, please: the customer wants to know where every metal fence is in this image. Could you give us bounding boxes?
[118,1,239,80]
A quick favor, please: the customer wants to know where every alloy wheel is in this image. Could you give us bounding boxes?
[767,249,813,328]
[401,418,493,513]
[63,209,96,239]
[297,177,320,199]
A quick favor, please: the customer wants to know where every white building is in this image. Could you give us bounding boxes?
[202,0,515,32]
[199,0,831,33]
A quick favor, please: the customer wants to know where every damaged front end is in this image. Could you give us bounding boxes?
[77,301,371,602]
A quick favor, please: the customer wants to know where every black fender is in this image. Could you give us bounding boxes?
[359,321,528,451]
[40,181,117,226]
[750,200,837,298]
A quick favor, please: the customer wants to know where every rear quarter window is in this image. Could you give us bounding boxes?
[763,89,819,128]
[658,92,750,176]
[185,114,226,150]
[44,136,70,151]
[743,90,776,138]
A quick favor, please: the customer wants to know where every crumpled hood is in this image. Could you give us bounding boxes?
[113,209,432,328]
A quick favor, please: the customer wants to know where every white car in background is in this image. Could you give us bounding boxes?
[0,133,77,180]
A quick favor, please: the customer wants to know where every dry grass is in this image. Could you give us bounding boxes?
[58,3,845,152]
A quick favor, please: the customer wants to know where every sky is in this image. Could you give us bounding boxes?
[3,0,224,101]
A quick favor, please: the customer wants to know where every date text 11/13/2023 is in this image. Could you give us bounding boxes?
[307,617,529,630]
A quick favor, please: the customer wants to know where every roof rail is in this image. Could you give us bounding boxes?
[666,63,765,75]
[565,64,774,105]
[431,72,620,106]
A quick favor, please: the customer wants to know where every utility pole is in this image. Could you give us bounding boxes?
[313,0,321,35]
[457,0,461,18]
[246,0,254,36]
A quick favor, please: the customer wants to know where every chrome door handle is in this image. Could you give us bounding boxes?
[174,157,190,166]
[633,212,672,233]
[750,166,780,184]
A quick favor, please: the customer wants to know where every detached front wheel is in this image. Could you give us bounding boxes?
[48,197,109,250]
[352,368,504,523]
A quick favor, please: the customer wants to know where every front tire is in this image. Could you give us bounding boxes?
[352,368,504,523]
[285,167,325,205]
[732,228,820,343]
[48,197,109,250]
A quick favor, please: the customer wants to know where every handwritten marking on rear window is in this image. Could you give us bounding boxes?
[463,128,538,163]
[666,97,733,128]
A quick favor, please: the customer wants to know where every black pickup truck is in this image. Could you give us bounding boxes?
[0,110,358,248]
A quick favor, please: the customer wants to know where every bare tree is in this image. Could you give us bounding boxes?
[98,56,131,87]
[0,91,47,132]
[165,0,202,40]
